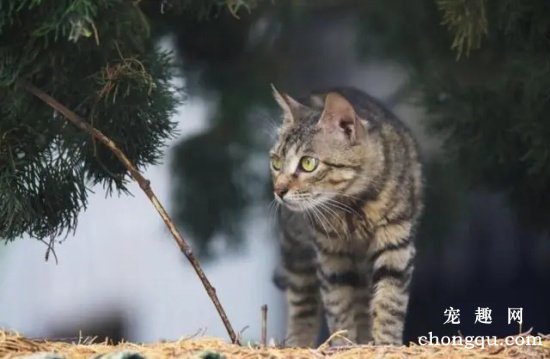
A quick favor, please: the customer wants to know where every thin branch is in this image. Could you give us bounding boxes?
[260,304,267,348]
[20,80,240,345]
[38,237,59,264]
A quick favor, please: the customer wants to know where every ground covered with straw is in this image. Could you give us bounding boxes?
[1,331,549,358]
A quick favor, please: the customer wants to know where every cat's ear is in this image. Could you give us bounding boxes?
[309,94,325,108]
[318,92,365,143]
[271,84,307,126]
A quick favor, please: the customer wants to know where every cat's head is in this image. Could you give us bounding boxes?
[269,86,370,211]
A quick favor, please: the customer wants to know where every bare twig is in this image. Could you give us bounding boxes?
[21,80,240,344]
[260,304,267,348]
[38,237,59,264]
[238,325,250,344]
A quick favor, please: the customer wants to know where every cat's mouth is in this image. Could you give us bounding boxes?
[275,195,302,211]
[279,200,302,211]
[275,192,325,212]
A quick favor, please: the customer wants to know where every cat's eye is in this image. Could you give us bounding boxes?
[271,156,282,171]
[300,156,318,172]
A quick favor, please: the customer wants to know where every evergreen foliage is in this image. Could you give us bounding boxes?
[437,0,488,58]
[427,0,550,230]
[2,0,548,254]
[0,0,181,243]
[357,0,550,232]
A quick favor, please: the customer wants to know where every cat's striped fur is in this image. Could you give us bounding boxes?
[270,87,423,346]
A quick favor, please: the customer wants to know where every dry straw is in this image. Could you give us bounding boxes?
[1,330,549,358]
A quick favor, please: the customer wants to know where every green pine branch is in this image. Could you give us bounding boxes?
[437,0,488,59]
[0,0,181,243]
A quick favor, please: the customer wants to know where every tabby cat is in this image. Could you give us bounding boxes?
[270,86,423,346]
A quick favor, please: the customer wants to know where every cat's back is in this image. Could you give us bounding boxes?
[307,86,411,135]
[308,86,421,170]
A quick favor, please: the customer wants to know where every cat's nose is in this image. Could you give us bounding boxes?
[274,186,289,198]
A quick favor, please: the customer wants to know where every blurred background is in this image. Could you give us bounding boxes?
[1,0,549,344]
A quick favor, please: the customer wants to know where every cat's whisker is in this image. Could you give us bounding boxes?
[269,199,283,227]
[323,198,363,218]
[268,199,279,224]
[321,203,354,241]
[314,199,341,219]
[310,200,340,241]
[302,204,316,228]
[317,202,359,239]
[317,190,362,201]
[322,198,353,213]
[275,201,281,220]
[310,191,363,218]
[307,200,330,239]
[267,200,274,221]
[318,196,366,219]
[315,202,344,241]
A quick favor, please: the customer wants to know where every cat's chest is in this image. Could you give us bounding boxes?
[308,210,372,243]
[302,213,370,256]
[279,206,373,252]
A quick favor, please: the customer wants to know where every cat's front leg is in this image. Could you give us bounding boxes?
[369,222,415,345]
[279,234,322,347]
[283,272,322,347]
[315,245,362,345]
[354,259,373,344]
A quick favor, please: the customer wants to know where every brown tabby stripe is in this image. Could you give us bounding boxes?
[309,220,340,238]
[322,296,355,315]
[352,130,391,203]
[286,281,319,293]
[290,296,318,306]
[321,160,362,170]
[311,167,331,182]
[369,237,412,263]
[378,304,407,320]
[317,268,362,287]
[372,259,414,285]
[311,237,354,257]
[283,262,316,274]
[293,308,319,319]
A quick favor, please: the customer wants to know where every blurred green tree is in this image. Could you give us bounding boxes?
[147,1,282,257]
[358,0,550,231]
[433,0,550,231]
